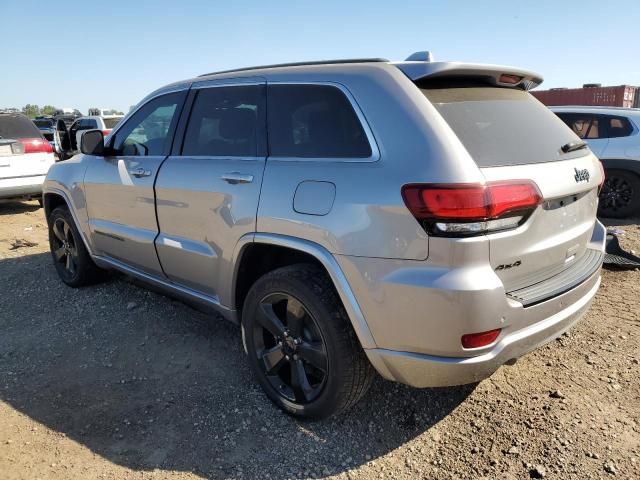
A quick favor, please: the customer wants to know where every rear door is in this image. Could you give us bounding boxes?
[154,80,267,299]
[84,90,187,276]
[422,87,603,291]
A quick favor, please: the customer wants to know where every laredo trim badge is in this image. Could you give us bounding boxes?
[574,168,590,183]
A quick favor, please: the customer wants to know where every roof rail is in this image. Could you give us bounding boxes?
[198,58,389,77]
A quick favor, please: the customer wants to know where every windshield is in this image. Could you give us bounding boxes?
[33,119,54,128]
[103,117,122,129]
[0,115,42,139]
[421,87,585,167]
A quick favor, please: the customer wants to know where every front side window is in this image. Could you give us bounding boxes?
[182,85,264,157]
[113,92,183,156]
[267,84,372,158]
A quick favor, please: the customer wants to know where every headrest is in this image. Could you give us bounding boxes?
[219,108,256,141]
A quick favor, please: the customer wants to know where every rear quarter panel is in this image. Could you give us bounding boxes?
[257,65,484,260]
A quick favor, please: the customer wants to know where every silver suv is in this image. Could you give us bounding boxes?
[44,54,606,418]
[551,106,640,218]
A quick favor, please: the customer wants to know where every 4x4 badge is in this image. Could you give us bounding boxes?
[574,168,590,183]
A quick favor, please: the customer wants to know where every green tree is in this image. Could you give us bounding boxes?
[41,105,56,116]
[22,104,40,118]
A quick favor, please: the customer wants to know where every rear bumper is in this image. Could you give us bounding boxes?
[365,271,600,387]
[0,176,46,199]
[336,220,606,387]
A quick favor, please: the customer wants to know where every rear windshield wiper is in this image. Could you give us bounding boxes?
[561,141,588,153]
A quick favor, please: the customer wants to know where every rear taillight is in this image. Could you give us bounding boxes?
[461,328,501,349]
[402,180,542,237]
[102,129,111,136]
[11,138,53,155]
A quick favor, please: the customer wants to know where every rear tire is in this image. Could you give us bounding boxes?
[48,206,105,287]
[242,264,375,419]
[598,169,640,218]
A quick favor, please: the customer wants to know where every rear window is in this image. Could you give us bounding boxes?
[421,87,582,167]
[103,117,121,129]
[268,84,372,158]
[0,114,42,139]
[33,119,53,128]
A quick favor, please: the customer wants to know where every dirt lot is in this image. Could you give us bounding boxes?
[0,200,638,480]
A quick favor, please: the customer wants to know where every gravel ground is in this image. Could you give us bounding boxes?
[0,200,639,480]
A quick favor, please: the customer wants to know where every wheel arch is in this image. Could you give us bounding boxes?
[232,233,377,349]
[43,188,94,256]
[600,158,640,178]
[43,191,69,219]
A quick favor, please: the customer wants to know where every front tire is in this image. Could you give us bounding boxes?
[598,169,640,218]
[242,264,374,419]
[48,206,104,287]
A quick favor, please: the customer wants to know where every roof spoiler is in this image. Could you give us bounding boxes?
[394,61,543,90]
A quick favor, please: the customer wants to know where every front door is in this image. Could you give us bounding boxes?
[84,90,187,276]
[154,80,266,303]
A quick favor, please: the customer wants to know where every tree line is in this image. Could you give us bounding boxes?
[15,105,125,118]
[22,104,57,118]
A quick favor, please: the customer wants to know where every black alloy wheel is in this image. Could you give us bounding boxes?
[48,206,104,287]
[242,264,375,419]
[50,215,79,282]
[598,169,640,218]
[252,292,328,404]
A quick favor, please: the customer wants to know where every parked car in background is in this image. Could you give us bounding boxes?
[552,106,640,218]
[1,113,55,204]
[67,115,123,152]
[33,117,56,149]
[54,115,124,160]
[45,54,605,418]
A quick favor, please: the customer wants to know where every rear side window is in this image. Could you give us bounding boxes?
[182,85,264,157]
[607,116,633,138]
[422,87,581,167]
[267,84,372,158]
[555,113,635,139]
[0,114,42,139]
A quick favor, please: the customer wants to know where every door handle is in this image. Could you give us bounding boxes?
[129,167,152,178]
[221,172,254,184]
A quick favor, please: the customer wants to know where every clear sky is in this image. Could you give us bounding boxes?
[1,0,638,114]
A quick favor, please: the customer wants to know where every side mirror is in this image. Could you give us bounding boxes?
[81,130,105,155]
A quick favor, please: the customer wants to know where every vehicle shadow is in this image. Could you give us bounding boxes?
[0,252,475,479]
[0,199,41,216]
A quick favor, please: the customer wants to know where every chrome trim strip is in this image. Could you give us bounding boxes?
[0,174,47,180]
[191,76,266,89]
[266,81,381,163]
